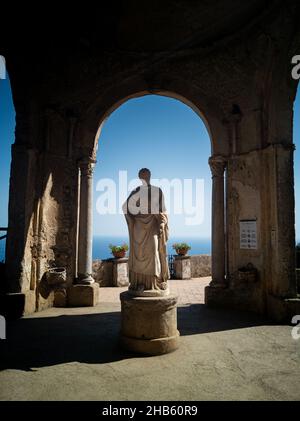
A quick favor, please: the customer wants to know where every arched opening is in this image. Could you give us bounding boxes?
[74,90,227,300]
[0,73,15,267]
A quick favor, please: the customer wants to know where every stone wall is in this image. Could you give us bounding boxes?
[190,255,211,278]
[92,259,113,287]
[93,254,211,286]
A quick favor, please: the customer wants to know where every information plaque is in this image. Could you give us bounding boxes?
[240,220,257,249]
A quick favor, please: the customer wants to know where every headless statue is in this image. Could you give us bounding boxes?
[122,168,170,296]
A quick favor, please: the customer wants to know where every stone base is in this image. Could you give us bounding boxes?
[112,258,129,287]
[76,273,95,285]
[174,255,191,279]
[121,332,179,355]
[267,295,300,322]
[205,284,300,322]
[128,287,170,297]
[120,292,179,355]
[68,283,99,307]
[205,284,264,314]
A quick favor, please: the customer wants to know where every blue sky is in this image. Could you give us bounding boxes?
[0,77,15,230]
[94,95,212,238]
[0,77,299,241]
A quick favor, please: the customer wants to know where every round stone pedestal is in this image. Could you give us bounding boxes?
[120,292,179,355]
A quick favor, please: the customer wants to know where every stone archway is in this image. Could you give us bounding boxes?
[3,1,300,320]
[74,83,230,299]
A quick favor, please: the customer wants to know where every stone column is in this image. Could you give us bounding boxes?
[77,158,95,284]
[209,155,227,287]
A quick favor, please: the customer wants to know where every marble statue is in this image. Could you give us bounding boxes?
[122,168,170,296]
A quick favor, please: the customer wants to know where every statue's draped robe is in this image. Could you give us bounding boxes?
[123,185,170,291]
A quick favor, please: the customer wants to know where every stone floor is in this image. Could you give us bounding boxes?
[1,277,300,401]
[99,277,209,305]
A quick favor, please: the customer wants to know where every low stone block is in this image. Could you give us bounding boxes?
[113,258,129,287]
[0,292,25,319]
[68,283,99,307]
[174,255,191,279]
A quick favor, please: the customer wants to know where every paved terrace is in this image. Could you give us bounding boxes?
[1,278,300,401]
[98,278,208,305]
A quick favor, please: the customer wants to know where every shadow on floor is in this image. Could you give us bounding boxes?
[0,304,272,371]
[177,304,272,335]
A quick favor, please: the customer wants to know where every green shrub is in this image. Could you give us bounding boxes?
[109,243,129,253]
[172,242,191,251]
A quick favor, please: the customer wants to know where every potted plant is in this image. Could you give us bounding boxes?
[109,243,129,259]
[172,242,191,256]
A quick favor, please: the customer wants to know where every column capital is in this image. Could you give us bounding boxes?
[78,158,96,178]
[208,155,227,178]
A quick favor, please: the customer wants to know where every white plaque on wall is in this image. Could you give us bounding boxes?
[240,220,257,250]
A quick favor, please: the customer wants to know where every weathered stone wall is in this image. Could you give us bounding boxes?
[5,108,80,313]
[225,143,297,314]
[92,259,113,287]
[227,151,263,282]
[190,255,211,278]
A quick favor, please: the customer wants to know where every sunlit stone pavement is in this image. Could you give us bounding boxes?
[98,277,210,305]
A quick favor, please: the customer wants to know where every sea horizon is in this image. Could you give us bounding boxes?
[93,235,212,260]
[1,235,300,262]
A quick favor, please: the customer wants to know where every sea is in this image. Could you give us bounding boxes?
[0,236,211,262]
[93,236,211,260]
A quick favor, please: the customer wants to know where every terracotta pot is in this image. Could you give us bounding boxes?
[113,250,126,259]
[176,248,188,256]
